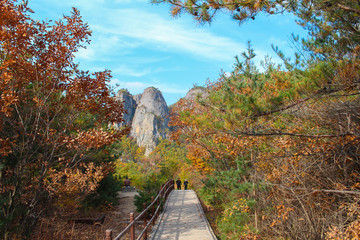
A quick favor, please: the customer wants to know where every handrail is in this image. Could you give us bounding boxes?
[106,179,174,240]
[135,182,173,240]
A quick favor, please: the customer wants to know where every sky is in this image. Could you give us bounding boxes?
[27,0,308,105]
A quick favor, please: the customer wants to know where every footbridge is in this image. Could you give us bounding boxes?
[150,190,217,240]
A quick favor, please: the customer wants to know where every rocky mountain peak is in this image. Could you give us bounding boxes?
[136,87,169,116]
[113,86,203,156]
[130,87,170,155]
[113,87,170,156]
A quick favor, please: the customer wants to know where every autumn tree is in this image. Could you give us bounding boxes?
[159,1,360,239]
[170,42,360,239]
[0,1,127,238]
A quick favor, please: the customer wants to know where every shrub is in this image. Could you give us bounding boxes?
[134,174,163,216]
[81,174,122,213]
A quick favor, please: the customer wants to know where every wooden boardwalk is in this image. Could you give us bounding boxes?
[149,190,217,240]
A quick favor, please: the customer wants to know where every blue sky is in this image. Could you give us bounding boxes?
[27,0,308,105]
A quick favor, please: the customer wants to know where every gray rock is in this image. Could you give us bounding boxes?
[133,94,142,105]
[112,87,208,156]
[184,87,207,102]
[130,87,170,155]
[113,89,137,128]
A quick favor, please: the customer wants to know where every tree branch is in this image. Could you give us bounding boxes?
[269,182,360,196]
[337,3,360,15]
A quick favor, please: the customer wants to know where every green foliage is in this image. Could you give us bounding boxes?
[114,160,147,189]
[149,139,190,181]
[111,136,144,162]
[112,138,192,216]
[113,137,196,192]
[134,174,163,214]
[197,158,261,238]
[217,198,253,240]
[81,174,122,213]
[198,158,251,203]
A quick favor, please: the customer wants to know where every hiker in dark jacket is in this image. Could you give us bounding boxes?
[176,178,182,190]
[184,179,189,190]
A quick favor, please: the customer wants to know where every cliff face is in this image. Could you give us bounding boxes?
[131,87,170,155]
[114,87,169,156]
[113,89,137,128]
[114,87,204,155]
[133,94,142,105]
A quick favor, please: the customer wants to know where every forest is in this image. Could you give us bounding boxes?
[1,0,360,239]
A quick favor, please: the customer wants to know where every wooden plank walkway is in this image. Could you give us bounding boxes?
[149,190,217,240]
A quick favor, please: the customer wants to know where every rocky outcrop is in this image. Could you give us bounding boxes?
[114,89,137,128]
[184,86,208,102]
[113,87,169,156]
[113,87,205,156]
[133,94,142,105]
[130,87,170,155]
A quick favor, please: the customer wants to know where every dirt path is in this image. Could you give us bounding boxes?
[115,191,138,217]
[104,191,139,237]
[31,191,139,240]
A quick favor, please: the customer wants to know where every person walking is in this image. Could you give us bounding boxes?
[184,179,189,190]
[124,177,131,188]
[176,178,182,190]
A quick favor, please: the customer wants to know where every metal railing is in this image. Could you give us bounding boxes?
[105,179,174,240]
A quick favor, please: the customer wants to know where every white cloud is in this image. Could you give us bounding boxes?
[113,79,188,95]
[111,64,181,77]
[115,80,148,90]
[36,0,247,72]
[112,66,153,77]
[75,47,96,60]
[80,7,245,63]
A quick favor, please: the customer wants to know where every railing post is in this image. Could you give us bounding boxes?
[166,181,170,198]
[151,196,155,214]
[130,212,135,240]
[143,203,147,240]
[151,196,155,226]
[156,197,160,218]
[105,229,112,240]
[165,183,169,198]
[143,202,148,240]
